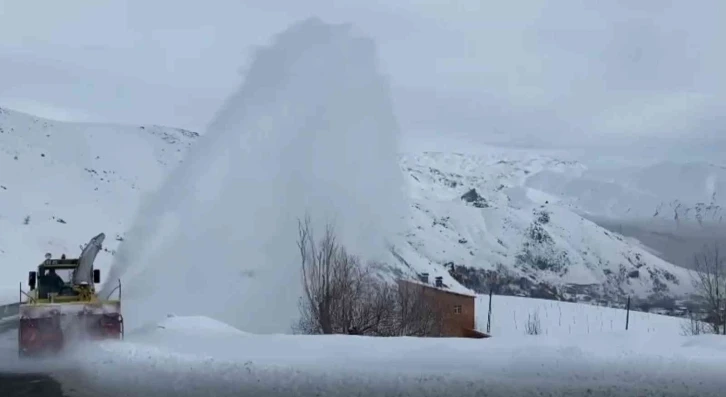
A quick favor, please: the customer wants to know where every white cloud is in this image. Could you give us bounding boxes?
[592,92,713,137]
[0,0,723,156]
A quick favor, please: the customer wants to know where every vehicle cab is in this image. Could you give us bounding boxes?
[27,254,101,303]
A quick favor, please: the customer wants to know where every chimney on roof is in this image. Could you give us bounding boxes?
[419,273,429,284]
[435,276,443,288]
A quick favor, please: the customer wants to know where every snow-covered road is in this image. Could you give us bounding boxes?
[0,373,67,397]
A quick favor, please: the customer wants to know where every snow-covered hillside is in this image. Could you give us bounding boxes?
[524,158,726,225]
[518,156,726,269]
[395,152,696,308]
[0,107,701,313]
[0,107,197,303]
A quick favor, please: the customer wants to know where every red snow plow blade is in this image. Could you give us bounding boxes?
[18,302,124,358]
[18,316,64,356]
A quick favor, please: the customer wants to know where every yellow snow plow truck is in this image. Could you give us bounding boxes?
[18,233,123,357]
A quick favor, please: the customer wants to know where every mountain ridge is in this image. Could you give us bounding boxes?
[0,107,709,313]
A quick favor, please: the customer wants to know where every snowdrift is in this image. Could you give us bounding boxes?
[48,314,726,396]
[0,294,723,395]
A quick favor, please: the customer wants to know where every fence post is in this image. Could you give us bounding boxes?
[486,288,493,334]
[625,296,630,331]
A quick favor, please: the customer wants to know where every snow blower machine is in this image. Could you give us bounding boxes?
[18,233,124,357]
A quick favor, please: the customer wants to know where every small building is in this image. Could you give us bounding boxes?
[398,276,489,339]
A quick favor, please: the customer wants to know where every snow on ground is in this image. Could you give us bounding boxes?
[477,294,689,337]
[1,295,724,395]
[46,313,726,396]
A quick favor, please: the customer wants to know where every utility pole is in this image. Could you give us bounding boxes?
[486,273,497,334]
[625,296,631,331]
[486,287,493,334]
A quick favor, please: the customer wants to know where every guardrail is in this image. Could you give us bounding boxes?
[0,315,18,333]
[0,303,19,334]
[0,303,19,320]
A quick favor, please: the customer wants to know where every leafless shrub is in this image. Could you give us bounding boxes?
[294,215,444,336]
[294,214,338,334]
[680,312,709,336]
[690,242,726,335]
[525,311,542,335]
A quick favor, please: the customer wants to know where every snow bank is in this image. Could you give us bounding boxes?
[127,315,250,348]
[1,310,723,395]
[151,315,250,336]
[50,315,726,396]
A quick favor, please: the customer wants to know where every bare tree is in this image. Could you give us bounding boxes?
[349,273,398,335]
[295,215,446,337]
[680,311,709,336]
[385,280,445,337]
[691,242,726,335]
[296,214,339,334]
[328,253,395,335]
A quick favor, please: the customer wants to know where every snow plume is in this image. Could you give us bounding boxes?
[102,18,406,334]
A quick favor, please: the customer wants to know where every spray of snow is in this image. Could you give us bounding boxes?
[101,18,406,334]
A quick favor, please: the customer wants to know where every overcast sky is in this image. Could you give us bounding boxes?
[0,0,724,157]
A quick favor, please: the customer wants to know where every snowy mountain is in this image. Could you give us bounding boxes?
[517,157,726,269]
[0,107,700,312]
[0,107,197,303]
[393,151,696,310]
[523,160,726,225]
